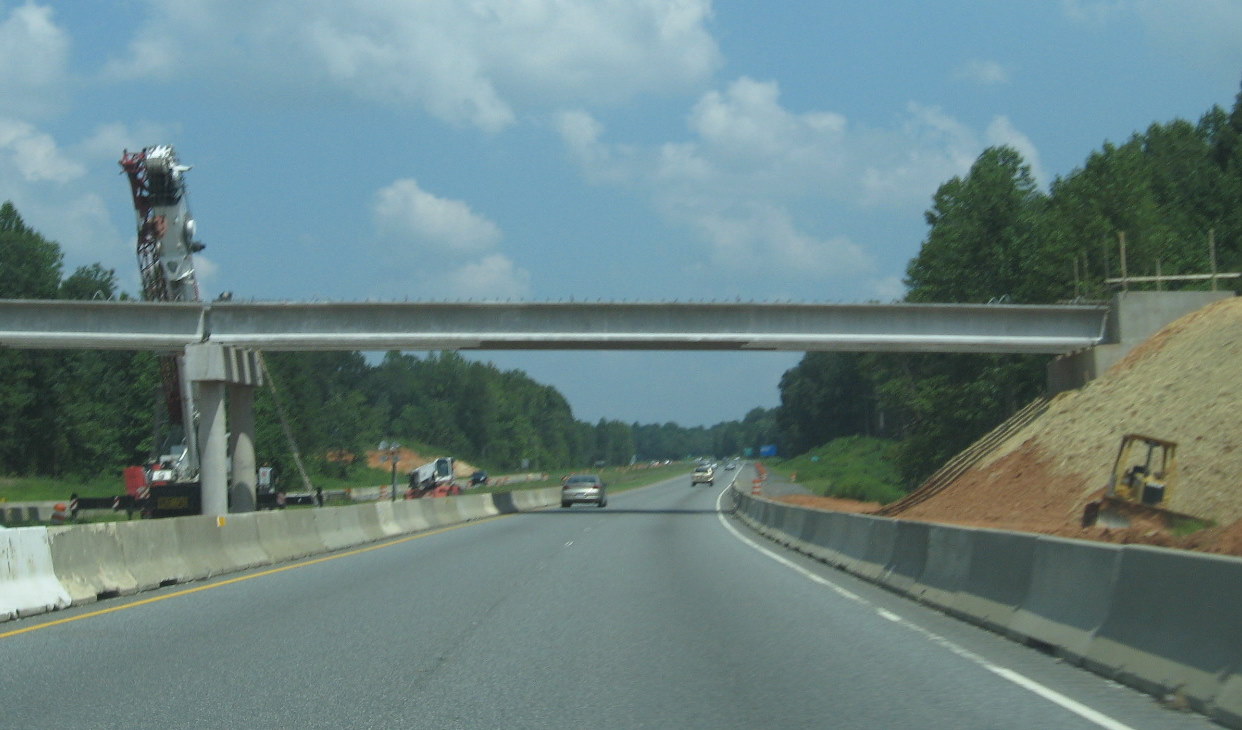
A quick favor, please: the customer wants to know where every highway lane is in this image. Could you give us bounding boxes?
[2,469,1211,729]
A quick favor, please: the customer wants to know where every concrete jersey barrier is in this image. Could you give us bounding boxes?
[730,487,1242,729]
[47,522,140,603]
[0,527,72,620]
[1,486,551,626]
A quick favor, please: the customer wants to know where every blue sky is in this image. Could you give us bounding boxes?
[2,1,1240,426]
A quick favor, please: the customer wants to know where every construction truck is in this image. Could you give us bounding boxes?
[407,457,461,498]
[116,145,207,518]
[1081,434,1202,529]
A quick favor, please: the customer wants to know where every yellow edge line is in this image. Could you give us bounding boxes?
[1,513,508,640]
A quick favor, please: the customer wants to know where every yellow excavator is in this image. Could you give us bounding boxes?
[1082,434,1196,529]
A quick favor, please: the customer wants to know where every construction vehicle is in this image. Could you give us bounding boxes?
[407,457,462,498]
[115,145,207,517]
[1081,434,1198,529]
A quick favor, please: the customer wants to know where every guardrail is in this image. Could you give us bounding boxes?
[0,488,559,623]
[727,485,1242,729]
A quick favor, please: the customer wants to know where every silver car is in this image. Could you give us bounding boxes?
[561,474,608,508]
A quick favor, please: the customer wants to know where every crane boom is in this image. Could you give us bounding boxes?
[119,145,205,482]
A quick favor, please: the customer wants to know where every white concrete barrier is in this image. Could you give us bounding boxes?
[3,486,561,626]
[374,501,403,537]
[218,513,270,569]
[174,516,239,578]
[0,527,71,620]
[392,500,432,533]
[458,493,498,520]
[47,522,139,604]
[114,518,194,590]
[312,507,355,551]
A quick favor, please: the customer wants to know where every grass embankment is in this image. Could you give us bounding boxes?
[0,476,122,502]
[766,436,905,504]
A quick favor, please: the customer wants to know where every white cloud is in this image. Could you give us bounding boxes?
[0,3,71,118]
[690,204,869,276]
[985,116,1047,188]
[555,79,1048,284]
[104,0,721,132]
[954,59,1010,86]
[0,118,85,183]
[442,254,532,300]
[556,109,637,183]
[373,179,502,253]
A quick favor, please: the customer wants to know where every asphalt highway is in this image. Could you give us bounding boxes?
[1,468,1212,729]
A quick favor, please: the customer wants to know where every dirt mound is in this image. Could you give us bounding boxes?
[791,296,1242,555]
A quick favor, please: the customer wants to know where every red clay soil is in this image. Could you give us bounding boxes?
[775,296,1242,558]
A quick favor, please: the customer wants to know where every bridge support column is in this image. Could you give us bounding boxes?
[197,380,229,517]
[229,384,257,513]
[185,343,263,517]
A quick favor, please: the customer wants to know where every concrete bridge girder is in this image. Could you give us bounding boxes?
[0,292,1233,517]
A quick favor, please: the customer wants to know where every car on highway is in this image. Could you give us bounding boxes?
[561,474,607,508]
[691,464,714,485]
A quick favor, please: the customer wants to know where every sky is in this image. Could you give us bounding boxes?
[2,1,1240,427]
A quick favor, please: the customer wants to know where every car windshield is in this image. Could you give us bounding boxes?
[566,475,599,485]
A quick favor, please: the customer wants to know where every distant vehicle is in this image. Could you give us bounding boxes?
[724,462,736,471]
[692,464,715,486]
[562,474,607,508]
[470,470,489,487]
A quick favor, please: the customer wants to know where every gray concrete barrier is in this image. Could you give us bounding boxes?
[953,528,1038,635]
[910,523,973,613]
[881,520,929,594]
[857,516,898,582]
[1009,535,1120,661]
[732,488,1242,729]
[1084,546,1242,722]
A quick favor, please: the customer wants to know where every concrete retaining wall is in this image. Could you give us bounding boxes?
[729,486,1242,728]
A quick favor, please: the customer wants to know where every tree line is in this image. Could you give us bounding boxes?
[0,201,775,480]
[773,80,1242,488]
